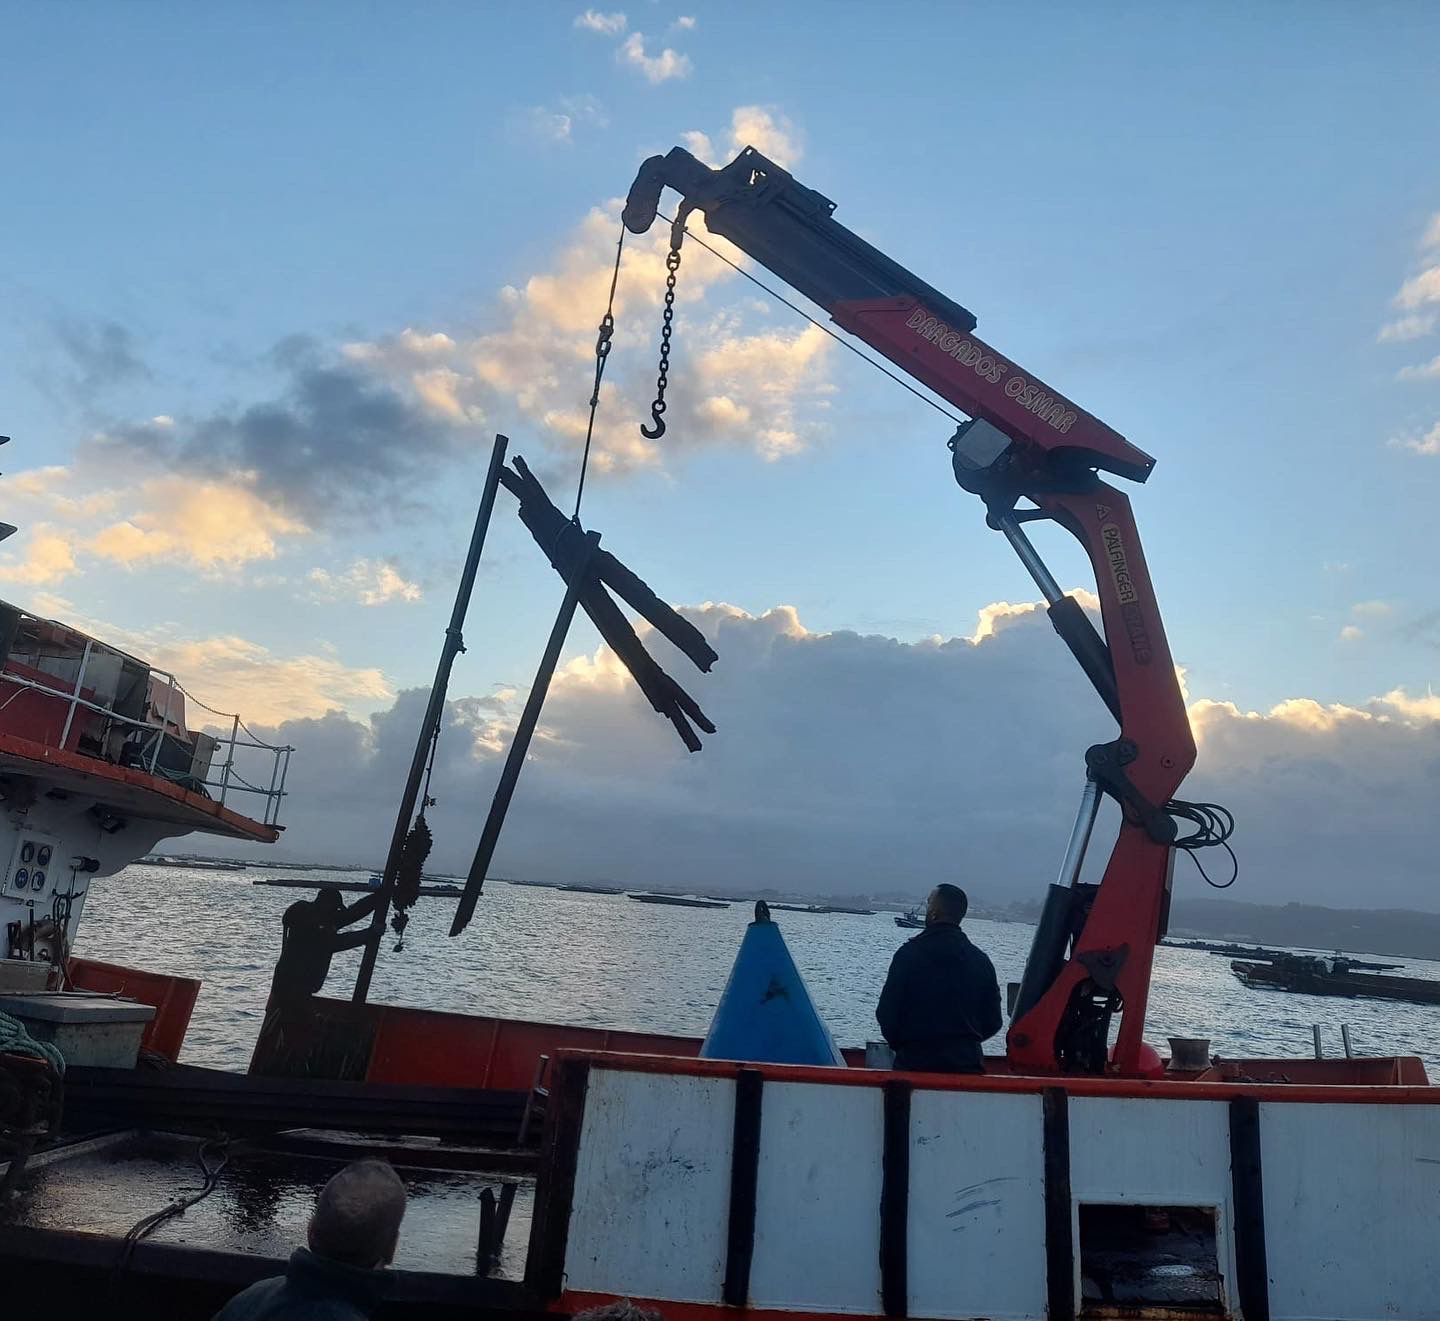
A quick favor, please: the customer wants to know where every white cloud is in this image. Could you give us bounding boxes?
[683,106,804,170]
[345,171,835,477]
[574,9,626,34]
[308,559,422,607]
[1378,313,1437,343]
[144,634,393,725]
[618,32,692,83]
[88,478,307,572]
[1397,353,1440,381]
[1339,624,1364,642]
[508,96,608,147]
[239,599,1440,911]
[1396,265,1440,311]
[1390,420,1440,456]
[1424,213,1440,251]
[1352,600,1393,618]
[0,527,78,587]
[673,15,697,30]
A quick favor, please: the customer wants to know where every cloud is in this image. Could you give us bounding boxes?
[508,95,608,147]
[673,15,697,31]
[1397,353,1440,381]
[1390,419,1440,456]
[346,180,834,477]
[53,319,149,398]
[1352,600,1393,618]
[1339,624,1364,642]
[683,106,804,170]
[222,599,1440,911]
[618,32,692,83]
[1396,265,1440,311]
[574,9,626,34]
[145,634,393,725]
[57,106,824,551]
[84,343,458,527]
[308,559,422,606]
[1379,313,1437,343]
[0,527,78,586]
[87,477,307,571]
[1379,215,1440,342]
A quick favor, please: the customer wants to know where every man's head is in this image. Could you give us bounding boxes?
[307,1160,407,1269]
[314,889,344,916]
[925,884,968,927]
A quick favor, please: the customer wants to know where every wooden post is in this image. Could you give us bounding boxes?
[351,435,509,1003]
[450,531,599,937]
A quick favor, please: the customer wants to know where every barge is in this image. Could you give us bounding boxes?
[1232,953,1440,1004]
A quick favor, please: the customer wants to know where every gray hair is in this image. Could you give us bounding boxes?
[574,1304,664,1321]
[308,1160,407,1268]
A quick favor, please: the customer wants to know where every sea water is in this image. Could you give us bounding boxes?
[72,863,1440,1075]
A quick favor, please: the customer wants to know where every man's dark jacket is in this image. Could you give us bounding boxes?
[212,1248,386,1320]
[876,923,1002,1073]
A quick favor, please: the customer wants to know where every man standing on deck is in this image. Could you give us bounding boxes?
[251,888,384,1075]
[876,884,1002,1074]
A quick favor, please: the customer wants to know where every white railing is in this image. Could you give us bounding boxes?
[0,658,293,828]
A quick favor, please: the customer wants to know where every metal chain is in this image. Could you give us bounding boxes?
[640,245,682,440]
[572,224,626,519]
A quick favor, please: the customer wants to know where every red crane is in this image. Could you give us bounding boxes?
[623,145,1228,1076]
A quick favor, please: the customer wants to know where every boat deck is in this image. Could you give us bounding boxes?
[7,1130,535,1281]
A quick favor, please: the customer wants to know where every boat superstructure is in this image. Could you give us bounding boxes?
[0,599,289,968]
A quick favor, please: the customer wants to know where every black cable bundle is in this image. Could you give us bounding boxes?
[1165,798,1238,888]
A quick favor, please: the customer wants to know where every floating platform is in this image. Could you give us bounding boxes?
[627,893,730,909]
[252,878,464,897]
[1232,957,1440,1004]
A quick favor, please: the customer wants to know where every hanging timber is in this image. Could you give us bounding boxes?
[448,455,718,938]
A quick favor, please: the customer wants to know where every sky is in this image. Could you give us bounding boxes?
[2,4,1438,907]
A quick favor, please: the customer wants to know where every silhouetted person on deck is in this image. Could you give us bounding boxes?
[877,884,1001,1074]
[252,888,383,1074]
[269,888,383,1001]
[212,1159,407,1320]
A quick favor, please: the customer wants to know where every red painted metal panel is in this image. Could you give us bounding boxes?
[362,1005,706,1089]
[67,956,200,1061]
[0,662,98,750]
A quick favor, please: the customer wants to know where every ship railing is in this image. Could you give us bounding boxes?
[0,657,294,828]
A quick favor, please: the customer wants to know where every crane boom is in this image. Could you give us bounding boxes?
[624,144,1202,1075]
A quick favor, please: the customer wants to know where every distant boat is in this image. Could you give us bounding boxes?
[628,893,730,910]
[560,883,622,895]
[894,907,925,929]
[771,902,877,916]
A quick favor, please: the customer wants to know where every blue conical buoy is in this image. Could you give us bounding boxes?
[700,902,846,1066]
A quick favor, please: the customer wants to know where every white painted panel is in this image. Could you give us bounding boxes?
[907,1089,1047,1321]
[750,1081,885,1312]
[1263,1102,1440,1321]
[564,1068,734,1302]
[1071,1096,1232,1204]
[1070,1097,1235,1317]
